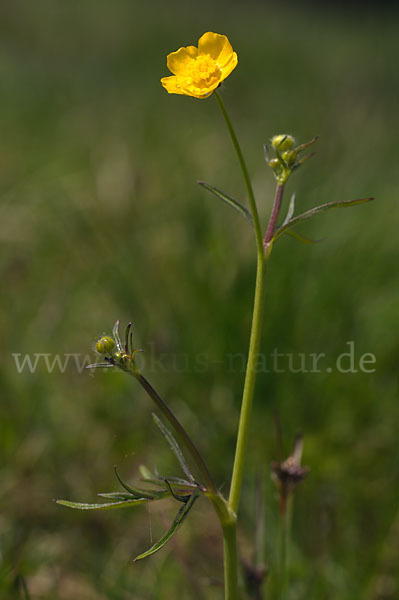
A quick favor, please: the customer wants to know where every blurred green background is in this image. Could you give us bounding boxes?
[1,1,398,598]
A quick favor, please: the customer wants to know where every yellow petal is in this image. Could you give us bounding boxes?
[161,75,188,95]
[198,32,234,66]
[166,46,198,75]
[220,52,238,81]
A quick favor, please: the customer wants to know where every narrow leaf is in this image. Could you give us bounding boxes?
[198,181,253,226]
[274,197,374,241]
[164,479,191,503]
[292,151,316,170]
[98,492,139,500]
[152,413,194,482]
[138,465,198,492]
[133,492,199,561]
[139,465,154,481]
[282,192,296,226]
[283,230,320,245]
[295,136,319,153]
[114,466,163,499]
[112,320,123,352]
[56,498,147,510]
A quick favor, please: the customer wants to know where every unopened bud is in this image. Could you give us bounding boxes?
[268,158,280,169]
[282,150,297,166]
[271,134,295,152]
[95,336,115,354]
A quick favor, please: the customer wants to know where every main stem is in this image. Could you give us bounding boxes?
[215,91,268,600]
[229,252,266,514]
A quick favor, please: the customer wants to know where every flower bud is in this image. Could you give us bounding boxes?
[95,336,115,354]
[268,158,280,169]
[282,150,297,166]
[271,134,295,152]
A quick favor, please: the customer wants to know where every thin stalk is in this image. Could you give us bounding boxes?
[279,496,293,600]
[214,91,263,252]
[214,90,272,600]
[132,372,218,496]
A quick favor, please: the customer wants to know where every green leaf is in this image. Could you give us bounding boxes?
[274,197,374,241]
[139,464,154,481]
[283,229,320,245]
[55,498,147,510]
[152,413,194,482]
[98,492,139,500]
[114,465,167,499]
[138,465,198,492]
[198,181,253,226]
[282,192,296,226]
[133,492,199,561]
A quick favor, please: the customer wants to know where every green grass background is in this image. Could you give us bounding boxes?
[0,1,398,598]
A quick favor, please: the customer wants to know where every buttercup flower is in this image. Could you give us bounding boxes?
[161,32,238,99]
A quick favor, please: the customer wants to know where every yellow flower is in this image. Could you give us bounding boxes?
[161,32,238,99]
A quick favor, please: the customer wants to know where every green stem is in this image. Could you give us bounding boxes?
[223,522,239,600]
[214,89,268,513]
[229,251,266,515]
[133,373,218,496]
[279,496,292,600]
[214,91,263,252]
[214,90,271,600]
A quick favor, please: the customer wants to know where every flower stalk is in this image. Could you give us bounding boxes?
[214,90,288,599]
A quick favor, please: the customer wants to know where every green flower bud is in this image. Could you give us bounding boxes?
[271,134,295,152]
[268,158,280,169]
[114,351,130,366]
[282,150,297,166]
[95,336,115,354]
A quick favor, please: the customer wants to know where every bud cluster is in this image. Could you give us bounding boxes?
[265,134,318,185]
[92,321,142,375]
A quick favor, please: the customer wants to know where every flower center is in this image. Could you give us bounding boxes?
[185,54,221,92]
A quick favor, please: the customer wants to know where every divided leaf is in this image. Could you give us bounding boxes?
[198,181,253,226]
[133,492,199,561]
